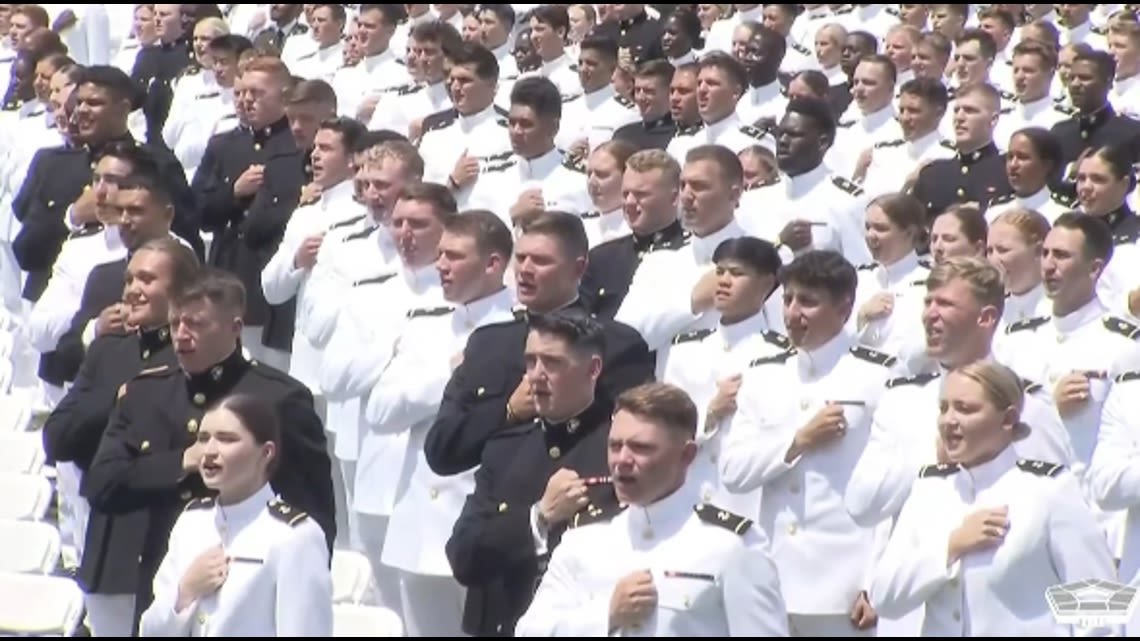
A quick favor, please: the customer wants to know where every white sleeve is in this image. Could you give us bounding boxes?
[719,375,801,494]
[845,408,921,527]
[514,531,612,637]
[614,255,703,351]
[318,299,400,402]
[273,521,334,636]
[722,536,791,636]
[1088,380,1140,511]
[261,216,308,305]
[364,339,451,432]
[138,520,196,637]
[25,256,82,352]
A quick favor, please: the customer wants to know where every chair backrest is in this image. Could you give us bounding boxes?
[0,432,45,475]
[0,520,60,574]
[0,572,85,635]
[332,604,404,637]
[0,474,53,521]
[330,550,376,605]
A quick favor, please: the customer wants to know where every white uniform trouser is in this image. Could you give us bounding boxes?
[55,462,89,568]
[339,458,361,551]
[399,571,468,637]
[84,593,136,637]
[357,513,403,613]
[240,325,289,371]
[789,613,877,637]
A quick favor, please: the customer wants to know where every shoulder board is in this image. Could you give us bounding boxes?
[1005,315,1049,334]
[422,108,458,133]
[918,257,933,269]
[1115,371,1140,384]
[850,346,897,367]
[671,328,714,345]
[739,124,771,140]
[856,262,878,271]
[343,226,376,242]
[790,40,811,56]
[561,91,583,103]
[486,150,513,162]
[196,90,220,100]
[397,83,425,96]
[267,499,309,526]
[1103,316,1140,340]
[761,330,792,351]
[353,273,396,287]
[988,192,1016,207]
[1054,103,1076,116]
[999,89,1017,101]
[831,176,864,196]
[615,94,635,109]
[939,139,957,151]
[886,5,901,16]
[1050,190,1076,208]
[677,122,705,136]
[180,64,202,77]
[561,153,587,173]
[649,231,692,252]
[292,23,309,35]
[68,224,104,240]
[570,502,624,528]
[1115,228,1140,245]
[886,371,940,389]
[836,118,856,128]
[512,305,528,322]
[873,138,905,149]
[1021,378,1043,395]
[833,5,854,14]
[184,496,215,511]
[998,106,1013,115]
[749,350,797,368]
[329,214,367,231]
[1092,24,1108,36]
[918,463,960,478]
[694,503,752,535]
[381,82,415,95]
[1016,458,1064,477]
[407,306,456,319]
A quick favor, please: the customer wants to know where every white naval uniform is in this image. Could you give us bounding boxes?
[847,254,930,369]
[332,48,411,119]
[260,180,367,392]
[367,80,451,138]
[461,148,589,226]
[999,284,1051,332]
[580,207,630,250]
[556,85,640,152]
[1089,370,1140,636]
[720,331,893,636]
[826,104,903,180]
[870,448,1118,637]
[1094,215,1140,319]
[736,163,873,268]
[859,129,956,199]
[291,41,346,84]
[666,113,775,164]
[375,287,516,637]
[992,95,1068,151]
[983,188,1071,225]
[526,54,582,102]
[657,311,792,515]
[165,80,236,182]
[321,263,444,615]
[139,485,333,637]
[419,104,512,188]
[734,80,788,131]
[515,483,789,637]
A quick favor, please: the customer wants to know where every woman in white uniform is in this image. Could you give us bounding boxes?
[870,361,1117,636]
[139,394,333,637]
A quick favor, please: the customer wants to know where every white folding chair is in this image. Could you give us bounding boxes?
[0,520,60,574]
[0,572,84,636]
[0,474,53,521]
[332,604,403,637]
[330,549,376,605]
[0,393,30,433]
[0,432,45,475]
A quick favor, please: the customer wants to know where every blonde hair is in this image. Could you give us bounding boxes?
[359,141,425,181]
[625,149,681,187]
[951,360,1029,439]
[194,16,229,37]
[926,255,1006,314]
[990,207,1051,246]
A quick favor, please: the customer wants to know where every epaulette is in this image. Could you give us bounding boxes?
[856,262,878,271]
[1021,378,1043,395]
[407,305,455,319]
[918,258,932,269]
[353,273,396,287]
[421,108,458,133]
[329,214,367,231]
[998,105,1013,116]
[836,118,856,128]
[939,139,957,151]
[570,502,624,528]
[561,91,583,103]
[694,503,752,535]
[885,5,900,17]
[381,82,416,95]
[180,63,202,77]
[998,89,1016,102]
[615,94,635,109]
[874,138,905,149]
[396,83,424,96]
[671,328,714,345]
[343,226,376,242]
[1114,228,1140,245]
[0,99,19,112]
[739,124,771,140]
[1092,24,1108,36]
[561,153,587,173]
[831,176,864,196]
[886,371,940,389]
[184,496,215,511]
[485,150,513,162]
[196,90,220,100]
[1054,103,1076,116]
[68,224,103,240]
[512,304,528,321]
[761,330,792,351]
[1005,315,1049,334]
[267,498,309,526]
[749,350,796,367]
[1104,315,1140,340]
[918,463,960,478]
[988,192,1016,207]
[649,230,692,252]
[1115,371,1140,384]
[1016,458,1064,477]
[676,122,705,136]
[832,5,854,14]
[789,40,811,56]
[850,346,897,367]
[1050,190,1076,208]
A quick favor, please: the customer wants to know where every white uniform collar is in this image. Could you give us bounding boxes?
[876,251,922,287]
[459,103,499,132]
[958,445,1019,496]
[1051,297,1105,336]
[361,48,397,72]
[518,147,562,181]
[797,329,852,379]
[319,179,357,209]
[906,128,943,160]
[400,261,442,293]
[541,53,572,77]
[625,481,702,543]
[704,111,743,136]
[459,287,515,328]
[783,162,829,199]
[691,218,743,265]
[720,309,772,349]
[214,482,276,537]
[583,84,617,109]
